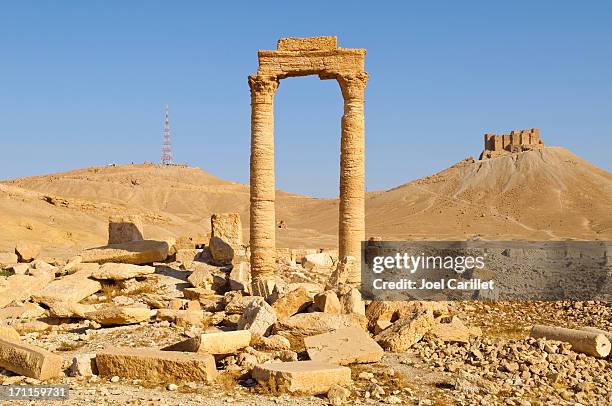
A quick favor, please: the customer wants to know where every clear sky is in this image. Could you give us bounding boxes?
[1,1,610,197]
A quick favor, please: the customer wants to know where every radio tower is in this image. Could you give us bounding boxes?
[161,105,174,165]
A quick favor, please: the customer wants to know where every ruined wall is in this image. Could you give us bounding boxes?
[481,128,544,159]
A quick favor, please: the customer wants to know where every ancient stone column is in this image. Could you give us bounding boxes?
[337,73,368,285]
[248,75,279,296]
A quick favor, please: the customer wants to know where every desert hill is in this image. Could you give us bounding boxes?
[1,146,610,257]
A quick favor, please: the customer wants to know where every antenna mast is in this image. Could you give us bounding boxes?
[161,105,174,165]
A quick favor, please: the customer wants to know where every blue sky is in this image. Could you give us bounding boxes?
[1,1,610,197]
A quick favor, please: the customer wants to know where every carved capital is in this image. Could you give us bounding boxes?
[248,75,279,102]
[337,72,368,100]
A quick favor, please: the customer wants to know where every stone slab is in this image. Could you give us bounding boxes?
[251,361,352,394]
[96,347,217,382]
[32,270,101,306]
[85,307,151,326]
[0,338,62,380]
[81,240,169,265]
[304,326,383,365]
[163,330,251,355]
[91,263,155,281]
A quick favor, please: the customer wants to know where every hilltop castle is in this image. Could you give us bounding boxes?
[480,128,544,159]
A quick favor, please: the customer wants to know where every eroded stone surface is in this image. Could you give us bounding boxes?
[91,263,155,281]
[96,347,217,383]
[251,361,352,395]
[108,215,144,245]
[85,307,151,326]
[163,330,251,355]
[81,240,169,265]
[304,326,383,365]
[0,338,62,380]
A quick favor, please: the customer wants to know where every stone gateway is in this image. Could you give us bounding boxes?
[248,36,368,295]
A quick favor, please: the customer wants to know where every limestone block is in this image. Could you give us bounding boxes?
[314,291,342,314]
[91,263,155,281]
[302,253,334,270]
[274,313,368,350]
[6,263,29,275]
[237,299,276,338]
[156,309,206,328]
[272,287,312,320]
[375,311,436,352]
[225,294,264,314]
[0,325,20,341]
[32,270,101,306]
[96,347,217,382]
[187,268,213,289]
[81,240,169,265]
[426,316,482,343]
[0,252,18,265]
[326,256,357,290]
[211,213,243,246]
[229,261,251,292]
[85,307,151,326]
[277,36,337,51]
[162,330,251,355]
[176,248,203,268]
[366,300,448,334]
[252,361,352,395]
[0,338,63,380]
[69,353,98,377]
[328,384,351,405]
[0,303,46,321]
[15,243,40,262]
[305,326,383,365]
[108,215,144,245]
[339,288,365,316]
[48,302,95,319]
[257,335,291,351]
[182,287,217,301]
[0,272,54,308]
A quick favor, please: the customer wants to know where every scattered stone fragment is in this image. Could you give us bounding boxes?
[0,303,46,320]
[339,287,365,315]
[96,347,217,382]
[302,252,334,271]
[305,326,383,365]
[91,263,155,281]
[426,316,482,343]
[272,287,311,320]
[237,299,276,338]
[5,263,29,275]
[375,310,436,352]
[0,324,20,341]
[175,248,203,268]
[530,324,611,358]
[14,243,40,263]
[69,353,98,377]
[156,309,206,328]
[163,330,251,355]
[314,291,342,314]
[85,306,151,326]
[81,240,170,265]
[0,337,62,380]
[229,261,251,292]
[0,272,54,308]
[32,270,101,306]
[187,268,213,289]
[251,361,352,395]
[225,294,264,314]
[366,300,448,334]
[182,287,217,301]
[257,334,291,351]
[327,383,351,405]
[0,252,18,265]
[108,214,144,245]
[326,256,357,289]
[275,313,368,349]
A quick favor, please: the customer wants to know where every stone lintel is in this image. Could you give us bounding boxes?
[257,49,366,79]
[277,36,337,51]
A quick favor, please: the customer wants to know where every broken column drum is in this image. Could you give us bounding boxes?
[248,36,368,290]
